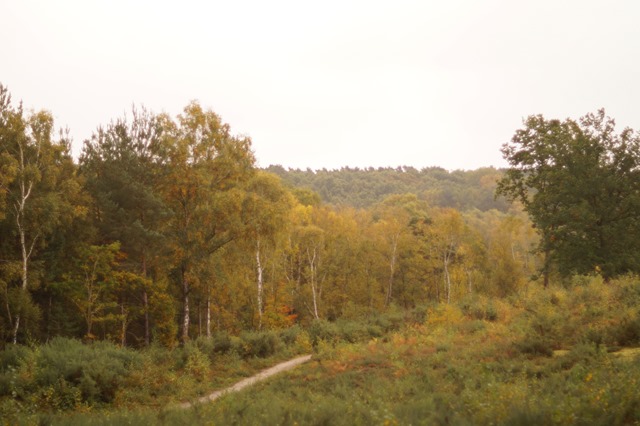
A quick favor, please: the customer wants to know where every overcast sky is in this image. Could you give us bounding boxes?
[2,1,639,170]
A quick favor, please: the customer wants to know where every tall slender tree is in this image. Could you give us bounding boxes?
[0,85,78,343]
[162,102,254,343]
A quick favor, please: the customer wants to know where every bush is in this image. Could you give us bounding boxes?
[610,315,640,347]
[515,335,553,357]
[336,320,369,343]
[239,330,282,358]
[308,320,339,347]
[35,338,141,405]
[279,325,302,346]
[184,345,210,382]
[212,331,233,354]
[461,295,499,322]
[0,344,31,372]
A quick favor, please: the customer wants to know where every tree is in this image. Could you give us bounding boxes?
[80,107,169,346]
[241,172,293,329]
[497,110,640,283]
[64,243,121,340]
[0,85,79,343]
[372,194,429,306]
[161,102,254,343]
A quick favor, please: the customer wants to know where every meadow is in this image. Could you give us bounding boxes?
[2,275,639,425]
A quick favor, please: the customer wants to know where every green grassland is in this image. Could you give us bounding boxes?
[3,275,640,425]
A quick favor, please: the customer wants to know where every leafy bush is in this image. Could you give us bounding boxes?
[308,320,339,346]
[239,330,282,358]
[515,335,553,357]
[461,295,499,322]
[35,338,141,405]
[212,331,233,354]
[0,344,31,372]
[279,325,302,346]
[610,315,640,347]
[336,320,369,343]
[184,345,210,382]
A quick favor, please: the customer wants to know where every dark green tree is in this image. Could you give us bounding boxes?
[496,110,640,284]
[80,107,169,345]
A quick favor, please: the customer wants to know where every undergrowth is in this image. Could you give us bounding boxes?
[1,275,639,425]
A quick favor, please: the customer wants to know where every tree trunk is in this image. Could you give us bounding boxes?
[198,301,202,337]
[307,247,320,320]
[12,143,37,344]
[143,290,150,346]
[13,204,37,344]
[256,239,264,329]
[444,251,452,304]
[142,255,150,346]
[385,234,398,307]
[120,303,127,347]
[206,291,211,338]
[181,268,190,344]
[543,248,550,288]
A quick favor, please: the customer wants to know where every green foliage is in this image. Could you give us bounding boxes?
[0,338,142,415]
[497,110,640,282]
[515,334,554,357]
[267,165,509,212]
[239,330,282,358]
[461,294,499,321]
[36,338,141,404]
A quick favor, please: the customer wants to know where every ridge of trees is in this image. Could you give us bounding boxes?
[1,83,638,349]
[265,165,511,211]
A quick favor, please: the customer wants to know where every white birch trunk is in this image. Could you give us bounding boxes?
[385,233,399,307]
[181,268,190,343]
[307,247,319,319]
[444,247,452,305]
[256,239,264,329]
[12,142,38,344]
[206,290,212,338]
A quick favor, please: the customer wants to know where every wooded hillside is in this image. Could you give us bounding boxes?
[265,165,510,211]
[1,84,639,351]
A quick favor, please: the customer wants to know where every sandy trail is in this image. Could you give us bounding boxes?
[178,354,312,409]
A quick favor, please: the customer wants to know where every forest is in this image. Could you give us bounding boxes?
[2,84,640,424]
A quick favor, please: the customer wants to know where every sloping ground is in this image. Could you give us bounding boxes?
[178,354,312,409]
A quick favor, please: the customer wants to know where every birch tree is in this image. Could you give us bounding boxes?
[162,102,254,343]
[241,172,293,329]
[0,85,77,343]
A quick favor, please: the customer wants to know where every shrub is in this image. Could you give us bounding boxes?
[336,320,369,343]
[212,331,233,354]
[610,315,640,347]
[184,345,210,382]
[408,305,430,323]
[308,320,339,346]
[279,325,302,346]
[239,330,282,358]
[35,338,141,405]
[0,344,31,372]
[515,335,553,357]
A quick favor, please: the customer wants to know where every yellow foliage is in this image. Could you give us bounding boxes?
[294,331,313,353]
[426,304,464,328]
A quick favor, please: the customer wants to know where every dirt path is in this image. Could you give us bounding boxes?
[178,354,313,409]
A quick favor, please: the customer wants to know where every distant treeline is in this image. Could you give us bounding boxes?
[265,165,510,212]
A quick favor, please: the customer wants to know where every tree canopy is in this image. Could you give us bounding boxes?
[4,82,639,348]
[497,110,640,283]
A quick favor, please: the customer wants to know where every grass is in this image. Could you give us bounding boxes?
[2,275,640,425]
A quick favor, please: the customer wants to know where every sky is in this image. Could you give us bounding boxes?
[2,1,640,171]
